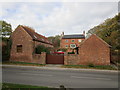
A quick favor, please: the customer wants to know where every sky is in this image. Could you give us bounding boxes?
[0,0,119,37]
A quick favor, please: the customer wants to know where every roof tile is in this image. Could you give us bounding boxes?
[20,25,52,45]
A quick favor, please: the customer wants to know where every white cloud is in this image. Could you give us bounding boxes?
[0,2,118,36]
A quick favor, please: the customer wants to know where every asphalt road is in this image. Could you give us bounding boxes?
[2,65,118,88]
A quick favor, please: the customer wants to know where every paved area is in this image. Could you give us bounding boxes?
[2,65,118,88]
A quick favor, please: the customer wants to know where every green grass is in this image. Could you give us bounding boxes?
[2,61,46,66]
[2,83,48,89]
[62,65,117,70]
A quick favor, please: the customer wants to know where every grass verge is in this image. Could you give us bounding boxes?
[2,83,48,89]
[62,65,117,70]
[2,61,46,66]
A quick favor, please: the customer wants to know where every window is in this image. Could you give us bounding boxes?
[65,40,68,43]
[70,44,76,48]
[65,45,68,48]
[71,40,74,42]
[17,45,22,53]
[34,35,37,39]
[78,39,82,42]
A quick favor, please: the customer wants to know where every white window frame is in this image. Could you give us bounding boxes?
[70,44,76,48]
[65,45,68,48]
[78,39,82,42]
[71,40,75,42]
[65,40,68,43]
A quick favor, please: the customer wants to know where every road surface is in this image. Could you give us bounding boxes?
[2,65,118,88]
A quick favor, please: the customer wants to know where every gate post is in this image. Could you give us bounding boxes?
[64,52,68,65]
[41,52,46,64]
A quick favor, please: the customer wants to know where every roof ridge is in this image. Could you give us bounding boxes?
[93,34,111,47]
[64,34,84,36]
[79,34,111,47]
[19,25,52,45]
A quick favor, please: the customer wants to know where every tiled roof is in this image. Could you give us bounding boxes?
[62,34,85,39]
[20,25,53,45]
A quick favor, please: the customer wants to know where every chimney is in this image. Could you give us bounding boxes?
[61,32,64,36]
[83,31,85,35]
[60,32,64,39]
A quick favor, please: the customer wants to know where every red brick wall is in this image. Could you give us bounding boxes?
[32,52,46,64]
[64,35,110,65]
[79,35,110,65]
[64,54,79,65]
[10,26,33,62]
[60,38,84,52]
[10,26,48,64]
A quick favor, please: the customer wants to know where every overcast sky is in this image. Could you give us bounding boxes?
[0,1,118,37]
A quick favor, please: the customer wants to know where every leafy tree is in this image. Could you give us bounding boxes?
[48,35,61,48]
[0,20,12,61]
[1,21,12,39]
[87,13,120,51]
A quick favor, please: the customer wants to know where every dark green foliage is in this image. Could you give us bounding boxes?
[68,52,75,54]
[1,20,12,61]
[88,63,94,67]
[48,35,61,48]
[2,39,12,61]
[2,61,46,66]
[2,83,48,88]
[0,20,12,38]
[35,45,51,54]
[57,48,67,52]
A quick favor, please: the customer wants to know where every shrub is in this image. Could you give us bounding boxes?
[68,52,75,54]
[88,63,94,67]
[57,48,67,52]
[34,45,51,54]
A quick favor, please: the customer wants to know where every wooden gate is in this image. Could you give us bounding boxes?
[46,54,64,64]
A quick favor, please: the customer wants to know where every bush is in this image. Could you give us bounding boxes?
[88,63,94,67]
[57,48,67,52]
[2,38,12,61]
[68,52,75,54]
[34,45,51,54]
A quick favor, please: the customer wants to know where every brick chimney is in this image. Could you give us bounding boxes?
[61,32,64,36]
[60,32,64,39]
[83,31,85,35]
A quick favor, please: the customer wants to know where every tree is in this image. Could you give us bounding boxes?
[1,21,12,39]
[48,35,61,48]
[34,45,51,54]
[0,20,12,61]
[87,13,120,51]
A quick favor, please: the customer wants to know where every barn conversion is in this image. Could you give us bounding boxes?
[10,25,53,64]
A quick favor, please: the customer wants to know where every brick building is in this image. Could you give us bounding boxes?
[10,25,53,64]
[64,34,111,65]
[60,32,85,52]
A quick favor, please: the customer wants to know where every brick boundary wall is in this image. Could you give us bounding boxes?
[10,52,46,64]
[64,53,110,65]
[64,54,79,65]
[32,52,46,64]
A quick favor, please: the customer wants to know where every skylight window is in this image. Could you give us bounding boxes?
[41,38,44,41]
[34,35,37,39]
